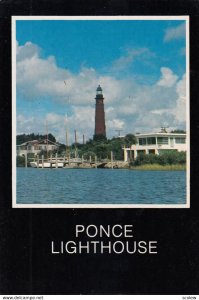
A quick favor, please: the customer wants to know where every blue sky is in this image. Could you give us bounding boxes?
[15,18,187,143]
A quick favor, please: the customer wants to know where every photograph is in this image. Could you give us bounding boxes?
[12,16,189,208]
[1,0,198,296]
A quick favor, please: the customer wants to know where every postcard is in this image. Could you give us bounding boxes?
[0,0,199,297]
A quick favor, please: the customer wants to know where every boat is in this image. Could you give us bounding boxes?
[29,125,82,168]
[30,159,64,168]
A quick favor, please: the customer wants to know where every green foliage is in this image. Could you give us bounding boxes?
[93,143,109,159]
[17,133,56,145]
[48,133,56,143]
[132,151,186,167]
[133,153,156,166]
[108,137,124,160]
[57,143,67,155]
[170,129,186,133]
[80,150,96,160]
[124,134,137,147]
[93,134,107,142]
[16,153,36,167]
[16,156,25,167]
[71,134,136,160]
[17,133,137,162]
[132,164,186,171]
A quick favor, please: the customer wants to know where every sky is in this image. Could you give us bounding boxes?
[15,18,187,144]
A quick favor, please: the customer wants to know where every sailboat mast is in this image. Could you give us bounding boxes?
[74,129,78,159]
[46,120,48,159]
[66,128,69,158]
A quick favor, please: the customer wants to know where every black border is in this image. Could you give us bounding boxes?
[0,0,199,295]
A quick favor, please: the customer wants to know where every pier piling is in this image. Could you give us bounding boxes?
[111,151,113,169]
[95,155,97,168]
[25,153,27,168]
[55,153,58,168]
[42,155,44,168]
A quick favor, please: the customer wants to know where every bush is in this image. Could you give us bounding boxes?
[132,151,186,166]
[16,156,25,167]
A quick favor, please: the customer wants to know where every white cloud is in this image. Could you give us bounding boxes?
[157,67,178,87]
[151,108,172,115]
[16,41,41,61]
[164,23,185,42]
[17,45,70,100]
[16,41,187,142]
[172,73,186,124]
[110,48,154,72]
[17,114,41,135]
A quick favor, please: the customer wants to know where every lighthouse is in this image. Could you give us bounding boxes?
[94,85,106,140]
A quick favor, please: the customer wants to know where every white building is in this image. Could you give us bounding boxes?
[123,132,187,162]
[17,139,59,157]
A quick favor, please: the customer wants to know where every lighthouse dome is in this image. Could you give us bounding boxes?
[96,85,103,95]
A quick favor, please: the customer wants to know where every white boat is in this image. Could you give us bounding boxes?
[30,161,51,168]
[30,160,64,168]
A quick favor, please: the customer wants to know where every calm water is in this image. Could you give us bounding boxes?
[16,167,186,205]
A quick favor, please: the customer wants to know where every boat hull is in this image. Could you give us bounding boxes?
[30,161,64,168]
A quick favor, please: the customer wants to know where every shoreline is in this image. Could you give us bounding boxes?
[129,164,186,171]
[17,163,186,171]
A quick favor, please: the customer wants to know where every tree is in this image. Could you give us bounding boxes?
[16,133,56,145]
[93,134,107,142]
[93,143,109,159]
[109,138,124,160]
[170,129,186,133]
[124,134,137,147]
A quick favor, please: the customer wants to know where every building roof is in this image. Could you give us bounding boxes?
[96,85,102,92]
[135,132,186,138]
[17,139,59,147]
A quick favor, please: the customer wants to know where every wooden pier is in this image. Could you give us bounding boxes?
[28,152,127,169]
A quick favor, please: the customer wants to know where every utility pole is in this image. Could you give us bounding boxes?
[115,129,123,137]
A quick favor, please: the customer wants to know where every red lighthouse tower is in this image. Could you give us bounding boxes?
[94,85,106,140]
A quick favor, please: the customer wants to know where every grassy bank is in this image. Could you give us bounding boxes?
[130,164,186,171]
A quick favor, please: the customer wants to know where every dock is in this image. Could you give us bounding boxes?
[28,154,128,169]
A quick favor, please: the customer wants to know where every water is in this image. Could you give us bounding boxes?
[16,168,186,205]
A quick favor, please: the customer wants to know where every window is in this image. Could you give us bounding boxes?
[139,138,146,145]
[175,137,186,144]
[157,137,168,145]
[21,146,27,150]
[147,137,156,145]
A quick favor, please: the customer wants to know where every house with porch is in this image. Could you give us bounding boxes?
[123,131,187,162]
[16,139,59,157]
